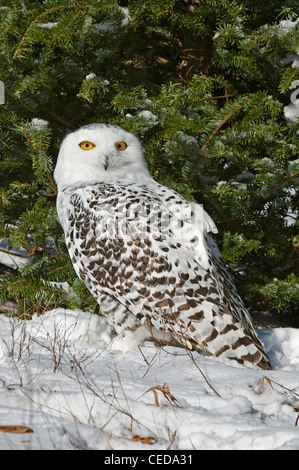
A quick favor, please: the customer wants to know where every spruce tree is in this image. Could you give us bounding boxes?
[0,0,298,322]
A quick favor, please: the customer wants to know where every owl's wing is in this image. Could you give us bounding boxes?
[62,182,270,370]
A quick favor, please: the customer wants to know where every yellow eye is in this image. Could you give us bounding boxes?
[115,141,127,151]
[79,141,95,150]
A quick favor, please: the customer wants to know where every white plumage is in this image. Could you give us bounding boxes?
[54,123,271,370]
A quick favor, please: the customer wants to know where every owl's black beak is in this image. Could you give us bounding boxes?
[103,156,109,171]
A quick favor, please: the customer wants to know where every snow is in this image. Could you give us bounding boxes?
[94,7,130,33]
[280,20,299,122]
[0,308,298,450]
[27,118,49,131]
[0,80,4,105]
[0,242,31,270]
[85,73,98,81]
[277,19,299,36]
[138,110,158,122]
[284,85,299,122]
[37,22,57,29]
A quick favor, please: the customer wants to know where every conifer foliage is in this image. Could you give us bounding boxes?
[0,1,298,321]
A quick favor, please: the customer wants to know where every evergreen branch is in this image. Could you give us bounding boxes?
[14,75,38,96]
[52,8,82,39]
[200,191,236,225]
[282,236,298,268]
[39,185,57,197]
[188,152,207,183]
[1,0,297,318]
[0,23,13,42]
[13,5,74,60]
[42,108,75,130]
[18,125,57,195]
[279,68,299,94]
[217,0,244,25]
[248,50,280,89]
[189,101,246,182]
[3,86,37,114]
[203,101,246,151]
[260,173,297,201]
[0,246,36,258]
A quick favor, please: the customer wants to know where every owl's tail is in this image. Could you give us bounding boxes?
[170,316,271,371]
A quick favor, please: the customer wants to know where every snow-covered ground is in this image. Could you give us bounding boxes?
[0,308,298,450]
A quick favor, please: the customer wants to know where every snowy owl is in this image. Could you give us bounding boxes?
[54,123,271,370]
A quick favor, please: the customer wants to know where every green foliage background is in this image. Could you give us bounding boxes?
[0,0,298,321]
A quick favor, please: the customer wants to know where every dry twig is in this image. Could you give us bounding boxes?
[0,425,33,434]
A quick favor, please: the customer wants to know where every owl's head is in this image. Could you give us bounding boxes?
[54,124,152,190]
